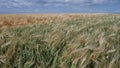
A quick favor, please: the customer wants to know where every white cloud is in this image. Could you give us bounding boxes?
[93,0,105,3]
[0,0,117,8]
[43,0,114,7]
[0,0,33,8]
[44,0,106,4]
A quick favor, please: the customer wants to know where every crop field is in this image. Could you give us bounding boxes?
[0,14,120,68]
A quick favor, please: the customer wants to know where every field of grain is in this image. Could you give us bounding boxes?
[0,14,120,68]
[0,14,105,28]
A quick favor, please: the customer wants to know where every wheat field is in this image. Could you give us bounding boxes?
[0,14,120,68]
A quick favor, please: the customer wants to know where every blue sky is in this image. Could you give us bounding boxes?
[0,0,120,13]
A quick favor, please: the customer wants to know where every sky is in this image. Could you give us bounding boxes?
[0,0,120,14]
